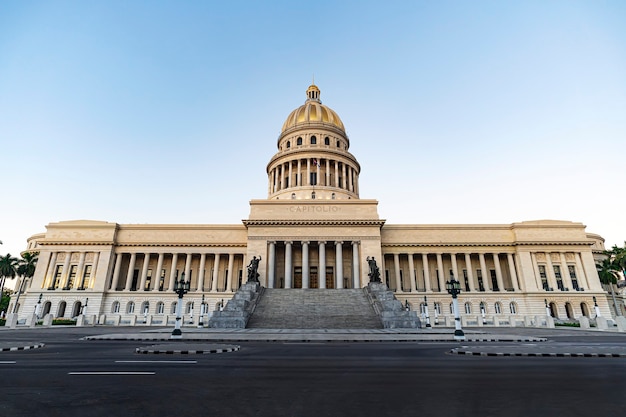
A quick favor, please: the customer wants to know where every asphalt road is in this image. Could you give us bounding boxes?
[1,328,625,417]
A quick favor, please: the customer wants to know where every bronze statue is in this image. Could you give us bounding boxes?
[247,256,261,283]
[367,256,381,283]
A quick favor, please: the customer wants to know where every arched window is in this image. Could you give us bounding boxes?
[56,301,66,318]
[464,302,472,314]
[449,303,454,314]
[509,302,518,314]
[127,301,135,314]
[325,136,330,145]
[479,301,487,314]
[419,302,426,314]
[310,135,317,144]
[494,302,502,315]
[71,301,81,318]
[171,302,177,314]
[336,140,340,147]
[580,302,589,317]
[156,302,165,315]
[286,141,291,148]
[43,301,52,316]
[141,301,150,315]
[112,301,120,314]
[565,302,574,319]
[185,302,193,314]
[311,192,316,200]
[297,137,302,146]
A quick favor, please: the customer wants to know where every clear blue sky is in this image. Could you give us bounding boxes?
[1,0,625,261]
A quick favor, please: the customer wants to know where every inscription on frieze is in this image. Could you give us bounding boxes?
[288,205,340,214]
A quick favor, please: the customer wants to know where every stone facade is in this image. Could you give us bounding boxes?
[9,84,612,326]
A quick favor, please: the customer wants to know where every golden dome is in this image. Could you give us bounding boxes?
[280,84,345,133]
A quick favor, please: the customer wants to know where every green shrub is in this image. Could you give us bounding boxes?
[52,318,76,326]
[0,318,5,326]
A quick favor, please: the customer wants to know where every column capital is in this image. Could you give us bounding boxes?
[351,241,360,246]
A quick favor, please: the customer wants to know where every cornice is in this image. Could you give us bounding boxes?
[243,219,386,227]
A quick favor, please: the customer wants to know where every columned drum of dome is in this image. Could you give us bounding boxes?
[267,84,360,201]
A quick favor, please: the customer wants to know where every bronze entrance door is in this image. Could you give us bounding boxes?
[326,266,334,289]
[294,267,302,288]
[310,266,318,288]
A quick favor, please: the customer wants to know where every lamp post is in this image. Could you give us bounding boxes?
[81,298,88,315]
[480,304,486,324]
[445,278,465,341]
[593,296,601,318]
[171,272,190,339]
[198,294,205,328]
[35,293,42,319]
[544,299,551,317]
[423,296,431,328]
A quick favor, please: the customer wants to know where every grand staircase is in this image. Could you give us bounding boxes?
[246,289,383,329]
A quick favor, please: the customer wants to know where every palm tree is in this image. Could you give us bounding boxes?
[597,257,621,317]
[0,253,19,315]
[12,252,39,314]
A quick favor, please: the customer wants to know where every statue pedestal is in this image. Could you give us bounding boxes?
[365,282,420,329]
[208,282,261,329]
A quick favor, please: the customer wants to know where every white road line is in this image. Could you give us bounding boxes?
[0,361,17,364]
[115,360,197,364]
[68,372,155,375]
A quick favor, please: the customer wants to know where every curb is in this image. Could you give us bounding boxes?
[449,349,626,358]
[136,345,240,354]
[0,343,45,352]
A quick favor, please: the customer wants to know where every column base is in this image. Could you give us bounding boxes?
[454,329,465,341]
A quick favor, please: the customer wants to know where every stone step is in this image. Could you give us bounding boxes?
[247,289,382,329]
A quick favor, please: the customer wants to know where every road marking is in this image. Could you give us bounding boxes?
[115,360,197,364]
[68,372,155,375]
[0,361,17,364]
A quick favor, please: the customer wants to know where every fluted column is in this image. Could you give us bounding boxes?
[268,242,276,288]
[285,242,293,288]
[288,163,293,189]
[196,253,206,292]
[153,253,164,292]
[325,159,330,186]
[75,252,86,290]
[341,164,347,190]
[302,241,310,289]
[168,253,178,291]
[352,241,360,289]
[226,253,235,291]
[348,166,353,192]
[139,253,151,291]
[297,159,302,186]
[393,254,402,291]
[110,253,123,291]
[478,253,489,291]
[334,161,339,187]
[336,241,343,289]
[280,164,285,191]
[493,253,505,291]
[451,253,459,280]
[45,252,58,289]
[90,252,99,287]
[184,253,192,289]
[436,253,444,292]
[545,253,558,290]
[575,253,590,290]
[408,254,417,292]
[558,252,573,291]
[124,253,137,291]
[306,159,311,185]
[59,252,71,289]
[465,253,475,292]
[319,241,326,289]
[507,253,519,291]
[211,254,220,292]
[422,253,431,292]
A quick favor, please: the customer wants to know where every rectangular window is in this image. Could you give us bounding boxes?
[310,172,317,186]
[568,265,579,290]
[490,269,498,291]
[476,269,484,291]
[159,269,166,291]
[66,265,77,289]
[554,265,563,290]
[538,265,549,290]
[82,265,92,289]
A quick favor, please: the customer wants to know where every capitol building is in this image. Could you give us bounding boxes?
[9,84,610,327]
